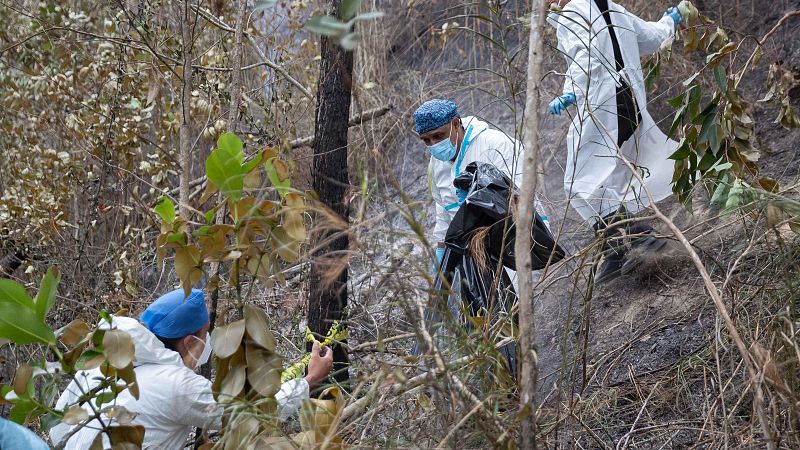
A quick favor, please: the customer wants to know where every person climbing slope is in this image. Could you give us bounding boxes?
[547,0,683,283]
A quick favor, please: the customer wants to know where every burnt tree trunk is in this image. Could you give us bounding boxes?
[307,0,354,386]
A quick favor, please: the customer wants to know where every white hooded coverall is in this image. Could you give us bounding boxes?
[549,0,680,223]
[50,316,308,449]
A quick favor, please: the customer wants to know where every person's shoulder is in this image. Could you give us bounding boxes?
[475,127,516,148]
[561,0,589,14]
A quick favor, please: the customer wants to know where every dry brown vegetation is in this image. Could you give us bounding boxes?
[1,0,799,448]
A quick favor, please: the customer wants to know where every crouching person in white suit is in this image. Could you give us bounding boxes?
[50,288,333,449]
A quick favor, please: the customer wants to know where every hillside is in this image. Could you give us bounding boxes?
[0,0,798,448]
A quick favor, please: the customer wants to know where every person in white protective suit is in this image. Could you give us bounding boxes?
[413,99,546,269]
[547,0,683,283]
[413,99,547,370]
[50,288,333,449]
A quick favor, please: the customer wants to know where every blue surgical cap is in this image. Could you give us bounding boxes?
[140,288,209,339]
[413,99,459,134]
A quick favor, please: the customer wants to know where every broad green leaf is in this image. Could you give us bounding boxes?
[103,329,135,369]
[0,279,34,310]
[668,142,691,160]
[40,413,62,432]
[242,149,265,174]
[217,132,244,159]
[207,133,245,202]
[668,105,686,138]
[340,32,361,50]
[341,0,362,20]
[244,304,277,352]
[154,197,176,224]
[211,320,246,359]
[667,93,685,108]
[219,363,246,400]
[8,397,39,425]
[0,303,55,345]
[306,15,351,37]
[714,65,727,92]
[35,267,60,321]
[245,343,282,398]
[94,391,115,408]
[76,350,105,371]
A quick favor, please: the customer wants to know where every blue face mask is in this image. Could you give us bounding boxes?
[427,135,457,161]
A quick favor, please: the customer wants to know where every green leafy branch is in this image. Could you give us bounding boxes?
[304,0,384,50]
[0,270,144,448]
[662,2,799,214]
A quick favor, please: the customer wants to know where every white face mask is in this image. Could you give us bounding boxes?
[186,332,212,369]
[197,332,212,367]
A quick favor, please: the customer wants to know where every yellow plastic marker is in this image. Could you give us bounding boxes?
[281,320,347,383]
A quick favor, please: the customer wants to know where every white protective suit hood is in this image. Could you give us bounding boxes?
[550,0,679,223]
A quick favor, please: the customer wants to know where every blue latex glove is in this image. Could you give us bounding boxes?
[456,187,468,205]
[664,6,681,25]
[549,92,576,115]
[435,247,445,269]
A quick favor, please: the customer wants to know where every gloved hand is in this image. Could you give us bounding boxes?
[549,92,576,115]
[434,247,445,270]
[664,6,682,25]
[456,187,468,204]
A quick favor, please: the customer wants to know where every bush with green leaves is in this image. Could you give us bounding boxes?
[0,269,146,448]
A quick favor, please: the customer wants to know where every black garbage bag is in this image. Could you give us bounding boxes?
[446,162,565,270]
[434,162,564,377]
[435,244,518,375]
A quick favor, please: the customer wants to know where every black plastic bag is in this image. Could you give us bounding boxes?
[446,162,565,270]
[434,162,564,377]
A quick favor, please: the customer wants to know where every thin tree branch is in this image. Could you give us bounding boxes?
[760,10,800,44]
[516,1,548,448]
[190,4,313,98]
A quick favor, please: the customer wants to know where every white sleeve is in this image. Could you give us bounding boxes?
[430,161,450,245]
[432,203,450,245]
[275,378,309,421]
[176,372,224,430]
[555,7,597,99]
[627,9,675,56]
